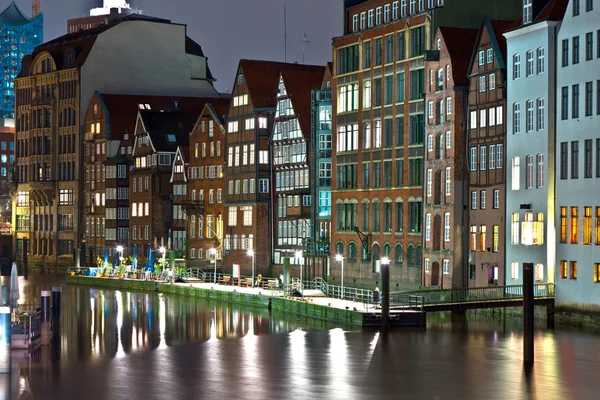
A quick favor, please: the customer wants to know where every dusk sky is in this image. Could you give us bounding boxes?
[14,0,342,92]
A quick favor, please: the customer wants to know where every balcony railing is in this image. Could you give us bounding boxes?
[182,199,205,210]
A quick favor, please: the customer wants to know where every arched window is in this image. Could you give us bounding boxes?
[407,244,415,266]
[415,245,422,267]
[383,243,391,257]
[395,244,403,264]
[335,241,344,257]
[348,242,357,260]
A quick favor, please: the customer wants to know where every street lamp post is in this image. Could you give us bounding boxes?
[116,245,123,267]
[336,254,344,299]
[248,249,255,288]
[210,248,217,283]
[381,257,391,330]
[295,250,303,295]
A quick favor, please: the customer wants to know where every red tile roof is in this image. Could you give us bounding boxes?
[506,0,569,31]
[239,60,325,109]
[439,27,479,86]
[281,66,326,138]
[97,93,229,141]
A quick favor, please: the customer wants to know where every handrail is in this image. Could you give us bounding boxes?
[391,283,555,307]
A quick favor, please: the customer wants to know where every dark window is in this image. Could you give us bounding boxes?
[409,26,424,57]
[585,139,593,178]
[373,202,380,232]
[385,35,394,63]
[363,41,371,69]
[362,202,369,231]
[572,141,579,179]
[396,116,404,146]
[562,39,569,67]
[384,75,393,105]
[586,0,593,12]
[574,0,580,16]
[374,38,382,66]
[410,114,424,144]
[383,161,392,187]
[597,80,600,115]
[573,36,580,64]
[396,32,405,60]
[408,201,422,233]
[586,32,594,61]
[384,202,392,232]
[373,162,381,188]
[338,45,359,74]
[362,162,370,188]
[572,84,580,119]
[560,142,568,179]
[373,78,382,107]
[384,119,393,147]
[395,159,404,186]
[409,158,422,186]
[561,86,569,120]
[395,202,403,232]
[396,72,405,102]
[409,69,424,100]
[586,81,593,116]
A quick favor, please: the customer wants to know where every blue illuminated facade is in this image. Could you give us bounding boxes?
[0,1,43,118]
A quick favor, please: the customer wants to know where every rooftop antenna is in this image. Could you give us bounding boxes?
[284,1,287,62]
[302,31,310,64]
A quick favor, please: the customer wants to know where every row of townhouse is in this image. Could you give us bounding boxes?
[419,0,600,310]
[11,10,335,276]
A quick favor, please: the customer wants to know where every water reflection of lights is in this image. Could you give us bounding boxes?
[365,331,379,366]
[241,318,259,382]
[289,329,308,387]
[329,328,348,386]
[115,290,125,358]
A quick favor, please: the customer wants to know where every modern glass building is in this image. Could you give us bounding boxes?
[0,1,43,118]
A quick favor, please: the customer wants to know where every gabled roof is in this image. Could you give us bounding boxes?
[506,0,569,32]
[438,27,479,86]
[96,93,226,141]
[468,18,513,73]
[139,110,198,152]
[280,66,326,137]
[237,59,325,109]
[0,1,38,25]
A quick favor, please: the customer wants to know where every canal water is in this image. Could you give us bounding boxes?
[3,276,599,400]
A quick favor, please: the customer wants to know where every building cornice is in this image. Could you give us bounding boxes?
[503,20,559,39]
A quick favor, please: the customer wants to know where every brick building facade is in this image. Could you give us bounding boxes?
[422,27,477,289]
[185,102,229,268]
[466,19,513,287]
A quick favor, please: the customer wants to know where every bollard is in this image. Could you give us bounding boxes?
[0,306,10,374]
[51,287,62,338]
[523,262,534,364]
[381,262,390,331]
[41,290,51,346]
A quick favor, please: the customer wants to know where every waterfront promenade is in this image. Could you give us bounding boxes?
[66,276,426,328]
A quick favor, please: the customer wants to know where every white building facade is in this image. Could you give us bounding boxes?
[503,0,564,287]
[555,0,600,306]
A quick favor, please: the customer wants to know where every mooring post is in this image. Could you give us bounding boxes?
[52,287,62,338]
[41,290,51,345]
[381,258,390,330]
[523,262,534,364]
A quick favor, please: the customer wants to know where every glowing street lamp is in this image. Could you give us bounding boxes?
[336,254,344,299]
[248,249,255,288]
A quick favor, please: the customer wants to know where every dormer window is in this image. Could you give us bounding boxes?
[523,0,532,24]
[167,134,177,143]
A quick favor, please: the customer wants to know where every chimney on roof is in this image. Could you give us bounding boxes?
[110,7,119,21]
[32,0,40,17]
